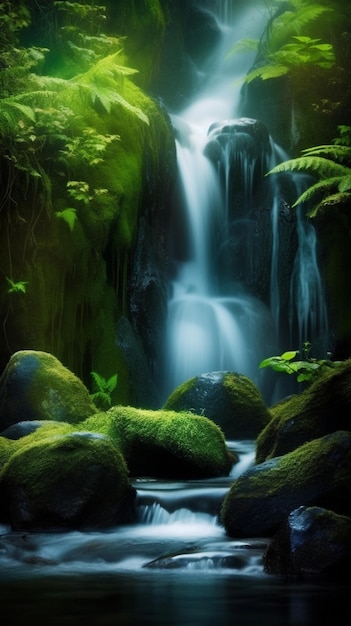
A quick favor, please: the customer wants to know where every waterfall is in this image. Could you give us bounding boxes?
[162,1,329,403]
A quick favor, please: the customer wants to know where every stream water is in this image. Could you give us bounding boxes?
[0,441,347,625]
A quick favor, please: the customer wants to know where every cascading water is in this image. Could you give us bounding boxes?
[162,1,329,403]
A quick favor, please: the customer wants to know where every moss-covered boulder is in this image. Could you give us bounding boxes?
[256,359,351,463]
[163,371,271,440]
[0,350,97,433]
[81,405,234,479]
[264,505,351,581]
[0,430,136,531]
[221,430,351,538]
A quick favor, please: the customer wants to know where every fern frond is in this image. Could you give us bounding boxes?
[105,374,118,393]
[302,145,351,164]
[0,97,35,124]
[292,176,346,207]
[71,52,149,124]
[308,192,351,217]
[226,38,259,57]
[267,156,350,179]
[246,64,290,83]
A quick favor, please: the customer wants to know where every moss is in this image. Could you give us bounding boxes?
[221,430,351,537]
[0,437,15,472]
[256,359,351,462]
[80,405,233,478]
[0,430,134,529]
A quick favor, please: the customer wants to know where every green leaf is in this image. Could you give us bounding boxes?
[6,277,29,294]
[281,350,299,361]
[55,208,77,231]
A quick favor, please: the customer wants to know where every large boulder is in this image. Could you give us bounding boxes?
[0,430,136,531]
[163,371,271,440]
[221,430,351,538]
[81,405,234,479]
[256,359,351,463]
[264,506,351,581]
[0,350,97,432]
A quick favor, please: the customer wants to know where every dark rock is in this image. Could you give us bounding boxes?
[264,506,351,580]
[221,430,351,538]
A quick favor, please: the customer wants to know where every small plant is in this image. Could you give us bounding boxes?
[259,341,343,384]
[55,207,77,231]
[90,371,118,409]
[6,277,28,293]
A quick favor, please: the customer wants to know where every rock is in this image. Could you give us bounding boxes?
[163,371,271,440]
[221,430,351,538]
[256,358,351,463]
[204,117,271,162]
[0,350,98,432]
[264,506,351,580]
[81,404,235,479]
[0,431,136,531]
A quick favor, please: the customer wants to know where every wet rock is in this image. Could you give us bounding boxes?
[264,506,351,581]
[221,430,351,538]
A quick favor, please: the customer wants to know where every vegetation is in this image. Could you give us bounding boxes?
[267,125,351,217]
[259,341,343,384]
[90,371,118,409]
[230,0,336,83]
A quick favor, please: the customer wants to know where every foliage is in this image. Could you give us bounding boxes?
[54,208,77,232]
[267,125,351,217]
[90,371,118,409]
[230,0,335,84]
[259,341,343,384]
[5,277,28,294]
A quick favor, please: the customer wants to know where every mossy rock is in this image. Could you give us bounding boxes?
[0,430,136,531]
[81,405,234,479]
[256,358,351,463]
[163,371,271,440]
[221,430,351,538]
[0,350,98,433]
[0,436,15,473]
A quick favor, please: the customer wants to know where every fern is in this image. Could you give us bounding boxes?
[268,157,350,179]
[90,371,118,409]
[266,127,351,217]
[72,52,149,123]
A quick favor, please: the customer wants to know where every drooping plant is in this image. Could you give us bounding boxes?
[266,125,351,217]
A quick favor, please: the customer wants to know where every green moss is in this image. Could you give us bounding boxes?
[0,437,15,472]
[0,430,133,529]
[80,405,233,478]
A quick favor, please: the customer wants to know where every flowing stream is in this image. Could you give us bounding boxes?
[0,440,346,626]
